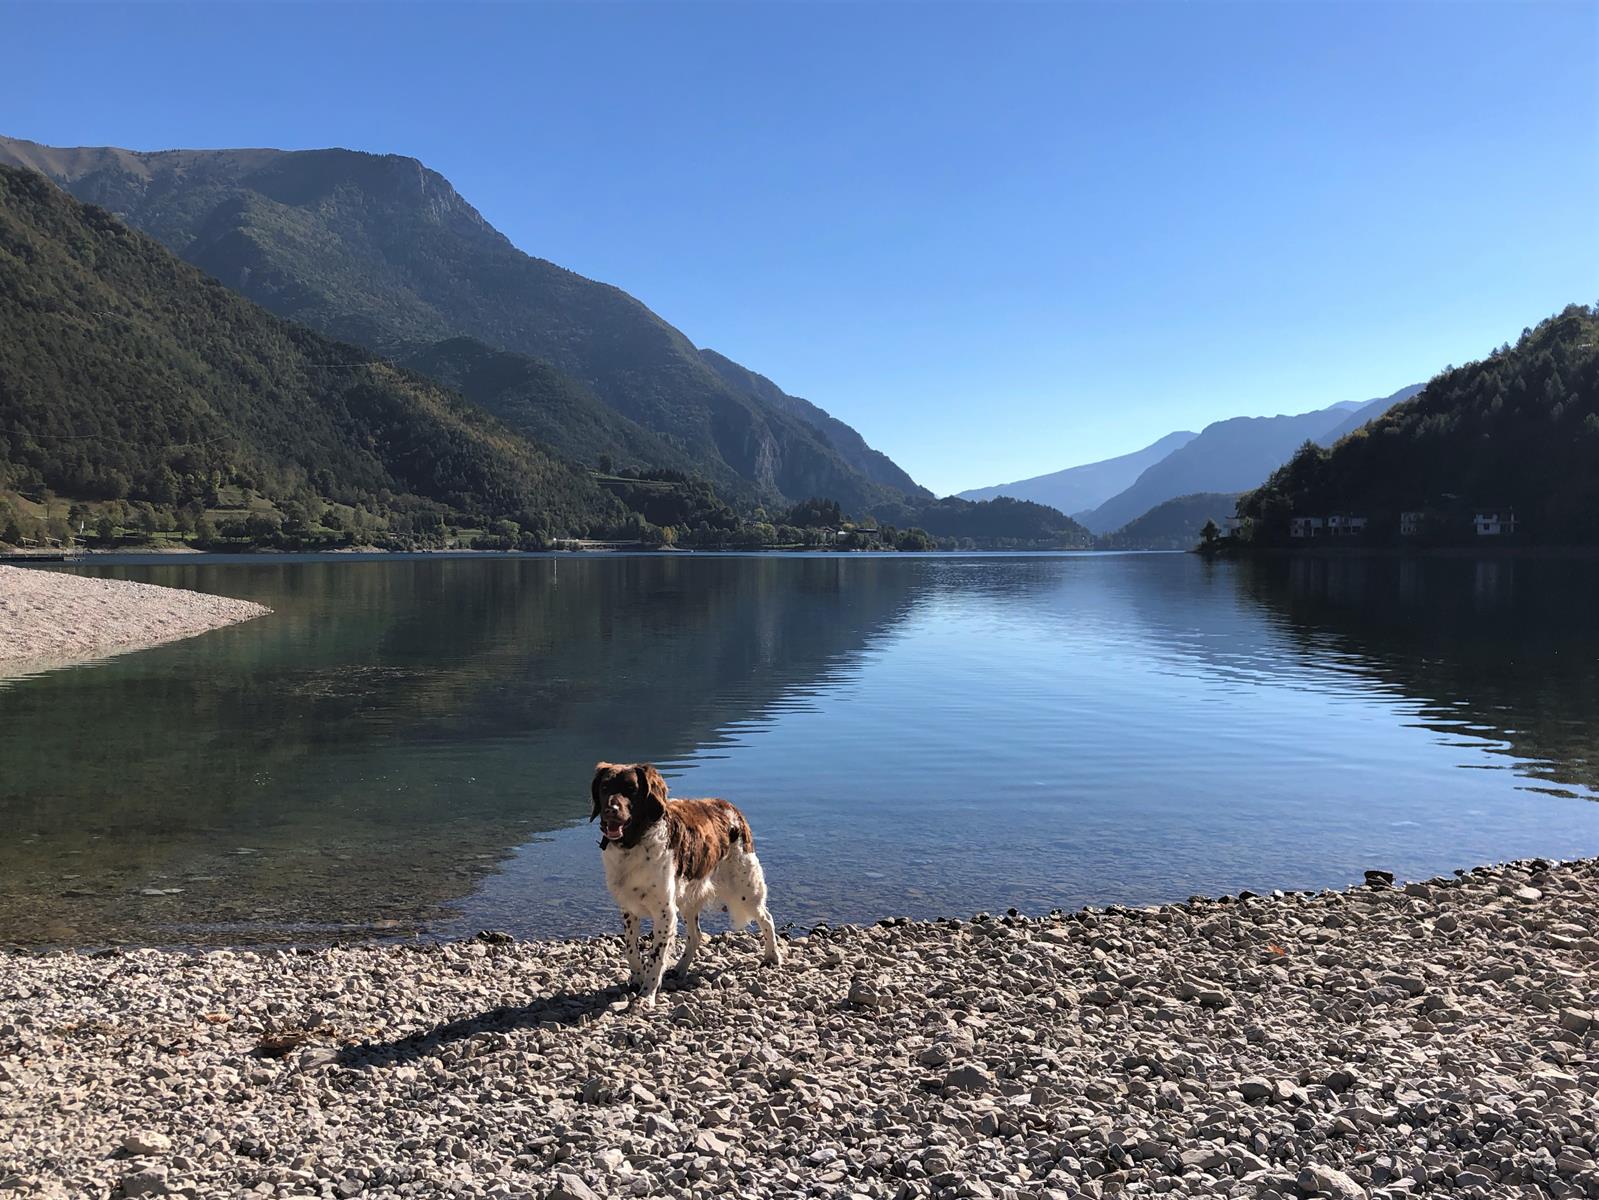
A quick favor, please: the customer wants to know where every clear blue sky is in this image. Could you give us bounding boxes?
[7,2,1596,495]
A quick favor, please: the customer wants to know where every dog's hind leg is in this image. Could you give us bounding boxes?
[622,912,643,987]
[729,849,782,966]
[673,907,704,978]
[756,902,780,966]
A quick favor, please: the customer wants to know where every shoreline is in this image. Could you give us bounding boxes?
[4,856,1596,1199]
[1198,542,1599,561]
[0,564,270,677]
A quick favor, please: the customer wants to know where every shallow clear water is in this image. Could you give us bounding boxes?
[3,551,1597,946]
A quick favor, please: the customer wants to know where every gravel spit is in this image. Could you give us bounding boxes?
[3,856,1599,1198]
[0,566,269,673]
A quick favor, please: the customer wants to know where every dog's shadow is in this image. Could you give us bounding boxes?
[334,972,716,1069]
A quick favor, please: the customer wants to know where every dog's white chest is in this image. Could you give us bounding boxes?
[603,824,673,915]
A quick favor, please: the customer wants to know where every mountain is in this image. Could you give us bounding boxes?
[0,164,622,539]
[902,496,1093,548]
[1316,383,1426,446]
[1239,305,1599,544]
[698,349,930,498]
[397,337,694,476]
[1099,492,1240,550]
[0,135,918,511]
[957,430,1196,514]
[1075,390,1419,534]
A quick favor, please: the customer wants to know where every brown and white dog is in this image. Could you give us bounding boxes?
[590,762,780,1006]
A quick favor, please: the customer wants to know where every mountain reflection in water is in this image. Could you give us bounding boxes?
[2,551,1596,947]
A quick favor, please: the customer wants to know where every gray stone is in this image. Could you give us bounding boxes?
[1559,1008,1593,1035]
[1297,1163,1368,1197]
[121,1131,172,1156]
[943,1064,996,1091]
[1377,974,1425,997]
[547,1173,603,1200]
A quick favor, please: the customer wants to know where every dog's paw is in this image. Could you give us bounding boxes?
[637,990,658,1010]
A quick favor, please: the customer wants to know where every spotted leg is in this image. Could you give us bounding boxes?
[639,901,678,1008]
[622,912,643,988]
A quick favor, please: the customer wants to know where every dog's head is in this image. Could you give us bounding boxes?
[590,761,668,847]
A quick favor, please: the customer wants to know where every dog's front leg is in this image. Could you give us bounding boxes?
[622,912,643,988]
[639,901,677,1009]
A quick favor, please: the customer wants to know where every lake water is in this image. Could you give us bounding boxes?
[3,551,1598,948]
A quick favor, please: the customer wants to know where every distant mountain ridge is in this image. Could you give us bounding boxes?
[1074,385,1423,533]
[0,134,923,512]
[957,430,1196,514]
[1240,306,1599,545]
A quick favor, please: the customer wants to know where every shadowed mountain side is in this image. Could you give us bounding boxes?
[0,165,624,538]
[958,430,1197,514]
[698,349,930,499]
[1316,383,1426,446]
[1240,307,1598,545]
[0,556,922,946]
[398,338,695,475]
[1101,492,1240,550]
[0,136,920,511]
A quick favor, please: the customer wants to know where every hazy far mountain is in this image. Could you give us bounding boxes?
[957,430,1196,513]
[1075,387,1422,534]
[0,135,919,512]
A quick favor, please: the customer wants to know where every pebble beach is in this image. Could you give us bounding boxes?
[4,857,1598,1199]
[0,565,269,675]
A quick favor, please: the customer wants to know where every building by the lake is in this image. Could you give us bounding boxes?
[1474,510,1519,537]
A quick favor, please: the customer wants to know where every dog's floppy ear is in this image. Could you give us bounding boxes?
[590,762,615,822]
[634,763,668,819]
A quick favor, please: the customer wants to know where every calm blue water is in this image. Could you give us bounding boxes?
[3,551,1597,946]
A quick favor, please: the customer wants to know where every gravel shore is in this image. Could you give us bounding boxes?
[0,565,269,673]
[3,857,1598,1200]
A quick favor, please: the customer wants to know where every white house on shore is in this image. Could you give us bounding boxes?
[1326,514,1368,536]
[1289,516,1324,538]
[1399,511,1426,536]
[1474,510,1519,537]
